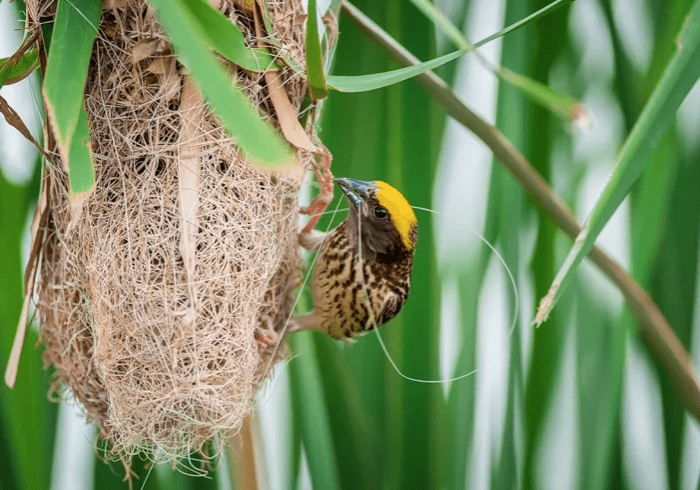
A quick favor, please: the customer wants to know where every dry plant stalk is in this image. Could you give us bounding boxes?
[22,0,331,465]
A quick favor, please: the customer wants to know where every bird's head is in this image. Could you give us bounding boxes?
[335,177,417,260]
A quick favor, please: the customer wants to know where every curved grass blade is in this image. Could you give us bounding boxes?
[409,0,586,124]
[148,0,295,169]
[0,49,39,87]
[43,0,100,167]
[288,334,341,490]
[327,47,468,92]
[497,66,588,125]
[329,0,574,93]
[474,0,575,48]
[306,0,328,99]
[186,0,278,72]
[535,0,700,325]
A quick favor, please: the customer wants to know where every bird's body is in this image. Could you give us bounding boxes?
[291,178,417,341]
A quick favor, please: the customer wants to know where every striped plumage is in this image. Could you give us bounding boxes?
[291,178,417,341]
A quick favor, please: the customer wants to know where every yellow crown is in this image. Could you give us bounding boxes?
[376,181,417,250]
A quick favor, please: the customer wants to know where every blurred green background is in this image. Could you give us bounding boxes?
[2,0,700,489]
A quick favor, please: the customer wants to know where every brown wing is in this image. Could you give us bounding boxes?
[374,292,403,327]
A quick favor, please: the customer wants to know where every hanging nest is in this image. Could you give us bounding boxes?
[24,0,334,464]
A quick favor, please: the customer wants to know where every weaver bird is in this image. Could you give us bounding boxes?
[290,178,418,340]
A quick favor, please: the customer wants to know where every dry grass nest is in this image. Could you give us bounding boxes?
[25,0,332,465]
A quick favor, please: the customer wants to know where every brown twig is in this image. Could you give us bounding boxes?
[341,1,700,422]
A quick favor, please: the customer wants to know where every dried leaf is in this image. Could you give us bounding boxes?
[178,76,202,316]
[103,0,129,9]
[4,176,50,388]
[0,95,50,159]
[253,4,317,152]
[146,56,181,101]
[132,39,158,63]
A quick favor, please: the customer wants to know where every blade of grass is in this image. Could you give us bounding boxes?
[409,0,586,124]
[491,1,528,484]
[576,285,627,490]
[185,0,278,71]
[381,3,445,487]
[446,217,498,490]
[148,0,295,169]
[0,167,57,490]
[65,106,95,198]
[474,0,575,48]
[341,0,700,426]
[535,0,700,324]
[318,7,394,483]
[327,46,468,92]
[328,0,574,93]
[288,334,341,490]
[43,0,100,157]
[521,5,571,487]
[497,66,587,125]
[306,0,328,99]
[650,140,700,490]
[313,336,381,489]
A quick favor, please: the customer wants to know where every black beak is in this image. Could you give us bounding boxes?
[335,178,377,211]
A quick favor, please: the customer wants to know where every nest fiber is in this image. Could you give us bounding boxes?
[30,0,319,461]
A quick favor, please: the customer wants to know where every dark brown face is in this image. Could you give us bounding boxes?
[336,178,416,263]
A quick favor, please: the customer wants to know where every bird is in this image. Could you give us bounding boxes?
[289,177,418,341]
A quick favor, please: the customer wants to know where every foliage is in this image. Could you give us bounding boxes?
[1,0,700,489]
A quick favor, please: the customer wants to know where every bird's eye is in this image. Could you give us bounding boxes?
[374,206,388,219]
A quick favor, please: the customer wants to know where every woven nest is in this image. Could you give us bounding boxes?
[27,0,331,463]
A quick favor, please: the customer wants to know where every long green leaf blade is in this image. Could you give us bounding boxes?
[67,106,95,196]
[497,66,587,124]
[306,0,328,99]
[327,47,467,92]
[148,0,295,168]
[186,0,277,71]
[330,0,575,93]
[288,334,341,490]
[410,0,586,123]
[0,167,57,490]
[535,0,700,324]
[473,0,575,49]
[43,0,100,154]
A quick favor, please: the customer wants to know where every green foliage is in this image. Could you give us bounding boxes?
[43,0,100,197]
[148,0,294,169]
[537,0,700,323]
[1,0,700,489]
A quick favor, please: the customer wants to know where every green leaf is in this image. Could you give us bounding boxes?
[535,0,700,324]
[331,0,575,93]
[43,0,101,157]
[409,0,586,123]
[0,49,39,87]
[474,0,576,49]
[327,47,468,92]
[185,0,278,72]
[288,334,341,490]
[305,0,328,99]
[148,0,295,169]
[0,167,57,490]
[67,106,95,197]
[313,336,381,488]
[497,66,588,124]
[408,0,471,50]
